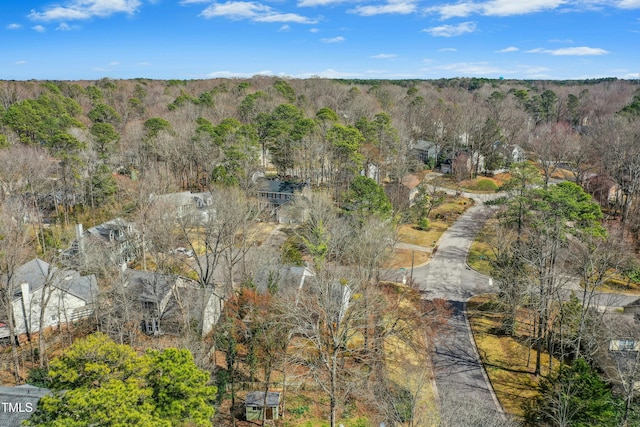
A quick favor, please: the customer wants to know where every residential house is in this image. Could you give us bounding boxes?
[257,178,308,208]
[86,218,140,266]
[254,265,315,295]
[584,174,621,208]
[595,312,640,395]
[439,158,454,174]
[122,269,223,337]
[440,150,486,177]
[402,173,421,204]
[361,162,380,182]
[0,384,49,426]
[64,218,141,269]
[257,178,310,222]
[0,258,97,340]
[412,140,440,166]
[274,197,310,224]
[487,141,526,172]
[149,191,214,222]
[245,391,281,421]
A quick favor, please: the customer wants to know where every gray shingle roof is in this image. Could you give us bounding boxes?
[11,259,97,303]
[0,384,49,427]
[245,391,281,407]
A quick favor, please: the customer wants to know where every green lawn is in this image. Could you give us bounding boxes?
[468,295,560,418]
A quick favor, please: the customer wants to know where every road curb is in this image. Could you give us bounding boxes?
[462,298,507,420]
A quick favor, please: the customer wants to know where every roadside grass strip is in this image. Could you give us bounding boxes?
[468,295,560,419]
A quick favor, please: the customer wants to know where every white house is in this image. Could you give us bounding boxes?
[4,259,97,338]
[123,269,223,337]
[149,191,214,222]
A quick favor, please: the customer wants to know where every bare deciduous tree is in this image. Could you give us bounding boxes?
[0,203,35,383]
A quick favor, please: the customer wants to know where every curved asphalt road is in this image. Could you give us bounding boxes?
[410,194,504,423]
[406,185,638,424]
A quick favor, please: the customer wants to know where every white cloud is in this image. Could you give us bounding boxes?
[422,21,476,37]
[528,46,609,55]
[56,22,74,30]
[435,62,503,75]
[422,61,551,78]
[201,2,270,19]
[321,36,345,43]
[310,28,320,33]
[279,24,291,31]
[350,0,417,16]
[206,70,272,78]
[7,23,21,30]
[618,0,640,8]
[482,0,565,16]
[370,53,398,59]
[110,61,120,65]
[15,61,27,65]
[255,13,318,23]
[298,0,350,6]
[426,0,565,19]
[199,1,317,23]
[29,0,141,22]
[496,46,519,52]
[439,47,457,51]
[295,68,363,78]
[32,25,46,32]
[426,2,479,19]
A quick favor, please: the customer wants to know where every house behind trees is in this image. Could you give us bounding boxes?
[0,258,97,340]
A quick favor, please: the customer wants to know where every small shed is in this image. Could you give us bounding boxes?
[245,391,281,421]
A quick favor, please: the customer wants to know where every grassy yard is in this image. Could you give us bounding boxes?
[468,295,560,418]
[467,218,497,275]
[382,283,439,427]
[436,173,511,193]
[386,196,474,269]
[600,275,640,295]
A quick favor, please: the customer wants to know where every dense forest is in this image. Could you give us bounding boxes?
[1,76,640,426]
[1,76,639,224]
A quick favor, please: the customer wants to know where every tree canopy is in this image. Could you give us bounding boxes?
[25,333,215,427]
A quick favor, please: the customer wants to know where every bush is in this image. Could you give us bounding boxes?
[26,367,50,388]
[281,235,305,266]
[475,179,498,192]
[485,196,507,206]
[416,217,430,231]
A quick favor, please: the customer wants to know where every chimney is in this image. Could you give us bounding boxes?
[75,223,84,254]
[20,282,31,336]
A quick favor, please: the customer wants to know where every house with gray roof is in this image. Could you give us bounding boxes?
[0,259,97,340]
[64,218,142,269]
[121,269,223,337]
[149,191,214,222]
[257,178,308,208]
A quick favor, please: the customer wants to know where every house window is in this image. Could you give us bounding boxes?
[142,301,155,312]
[620,340,636,351]
[611,339,638,351]
[144,319,160,335]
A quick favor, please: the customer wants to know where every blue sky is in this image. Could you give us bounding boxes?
[2,0,640,80]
